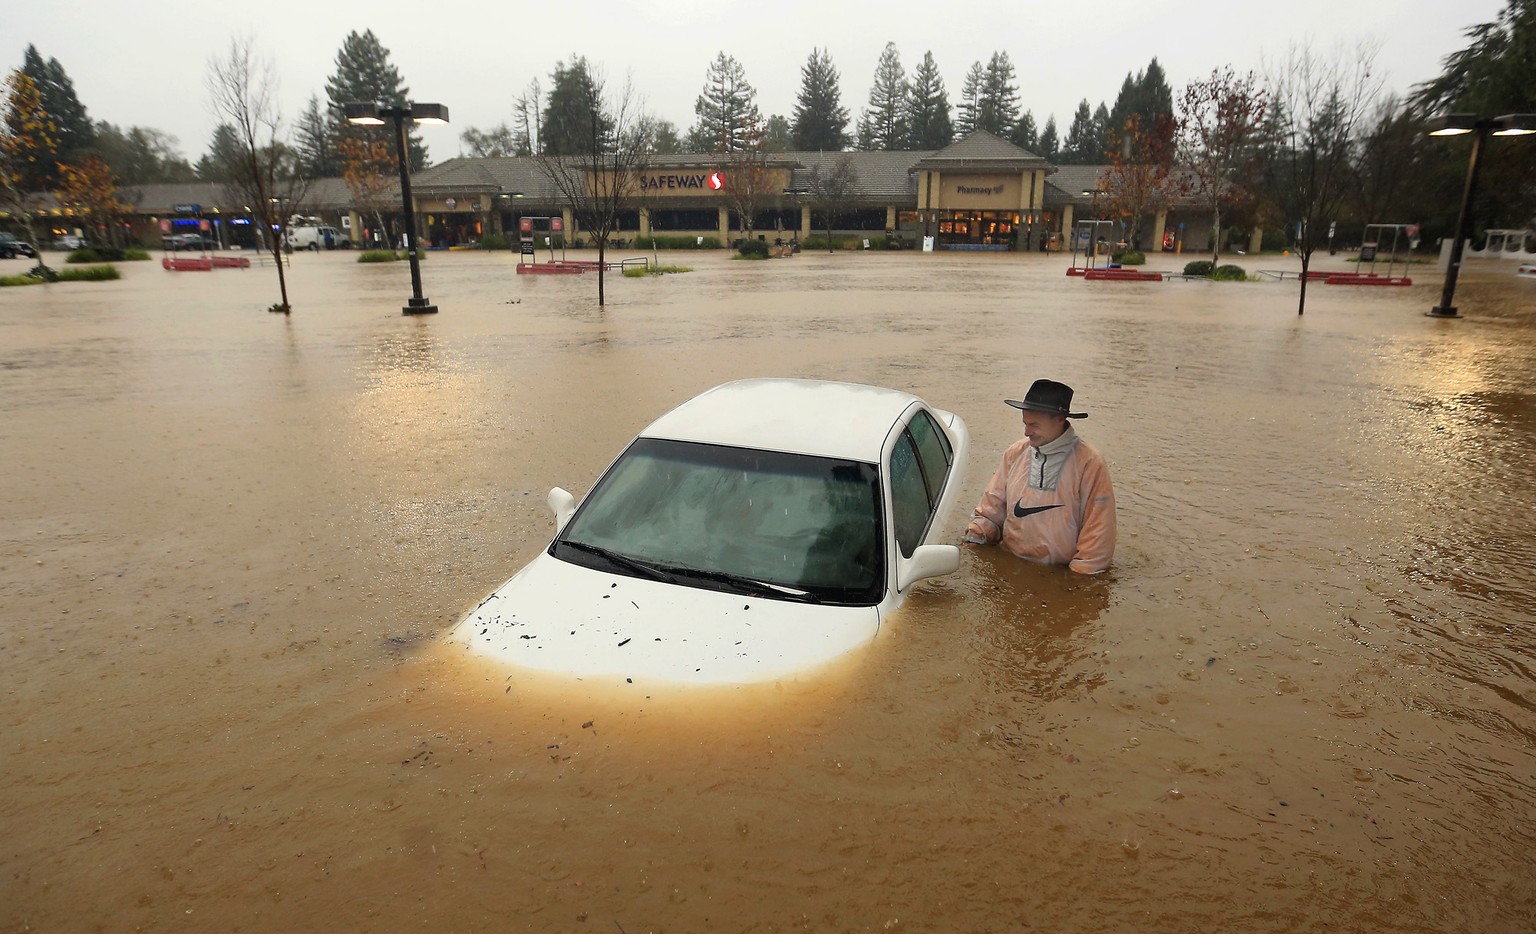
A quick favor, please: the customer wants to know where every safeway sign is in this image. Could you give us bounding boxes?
[708,171,724,190]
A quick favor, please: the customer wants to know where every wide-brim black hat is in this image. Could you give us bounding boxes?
[1004,379,1087,418]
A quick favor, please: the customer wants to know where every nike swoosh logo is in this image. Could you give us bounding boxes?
[1014,502,1064,518]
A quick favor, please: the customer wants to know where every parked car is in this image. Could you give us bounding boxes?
[54,234,87,251]
[163,233,216,252]
[453,378,971,684]
[284,225,350,250]
[0,232,38,259]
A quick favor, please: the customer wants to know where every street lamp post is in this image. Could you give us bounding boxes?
[344,101,449,315]
[1424,112,1536,318]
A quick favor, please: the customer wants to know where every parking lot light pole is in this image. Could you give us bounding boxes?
[344,101,449,315]
[1424,112,1536,319]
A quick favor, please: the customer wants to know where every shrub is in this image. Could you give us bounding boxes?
[802,235,856,251]
[634,235,721,250]
[68,246,149,263]
[1211,264,1248,281]
[357,250,424,263]
[1115,250,1146,266]
[1260,228,1290,252]
[1,264,118,286]
[737,238,771,258]
[1182,260,1215,277]
[622,265,692,277]
[479,233,511,250]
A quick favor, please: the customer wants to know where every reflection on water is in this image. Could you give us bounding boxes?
[3,253,1535,930]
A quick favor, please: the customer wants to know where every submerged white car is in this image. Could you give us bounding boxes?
[453,378,970,684]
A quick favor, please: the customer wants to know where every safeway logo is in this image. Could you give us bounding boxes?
[708,171,724,190]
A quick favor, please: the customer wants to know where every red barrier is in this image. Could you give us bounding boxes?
[517,262,585,275]
[163,257,212,271]
[1324,273,1412,286]
[1083,268,1164,282]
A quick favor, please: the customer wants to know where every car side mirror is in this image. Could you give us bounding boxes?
[548,487,577,533]
[896,544,960,592]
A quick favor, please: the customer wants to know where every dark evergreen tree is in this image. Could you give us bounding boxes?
[324,29,427,169]
[195,123,246,182]
[955,61,984,136]
[20,45,93,186]
[763,114,792,151]
[294,94,338,177]
[1061,100,1098,164]
[92,122,195,184]
[1037,116,1060,160]
[857,42,908,151]
[1109,58,1174,158]
[906,51,953,149]
[651,120,683,154]
[543,57,612,156]
[689,52,762,152]
[1011,110,1038,151]
[791,47,849,151]
[1093,103,1112,158]
[976,51,1020,137]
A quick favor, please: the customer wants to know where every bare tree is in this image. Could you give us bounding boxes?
[805,156,859,251]
[206,35,306,314]
[535,72,654,306]
[718,120,777,244]
[1263,41,1381,315]
[1099,112,1178,251]
[1176,67,1267,267]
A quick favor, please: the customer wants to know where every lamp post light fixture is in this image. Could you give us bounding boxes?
[1424,112,1536,318]
[344,100,450,315]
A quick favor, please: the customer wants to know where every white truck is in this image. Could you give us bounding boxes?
[284,224,350,251]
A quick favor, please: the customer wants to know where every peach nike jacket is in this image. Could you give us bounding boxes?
[963,428,1116,574]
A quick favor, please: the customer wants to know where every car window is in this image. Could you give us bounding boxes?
[906,409,953,507]
[554,438,885,605]
[889,411,954,559]
[889,433,931,558]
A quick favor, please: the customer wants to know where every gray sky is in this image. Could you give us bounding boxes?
[5,0,1508,163]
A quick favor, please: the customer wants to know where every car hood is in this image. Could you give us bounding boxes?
[450,552,882,685]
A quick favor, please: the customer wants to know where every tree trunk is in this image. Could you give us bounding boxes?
[1210,209,1221,268]
[1297,248,1311,316]
[597,238,606,307]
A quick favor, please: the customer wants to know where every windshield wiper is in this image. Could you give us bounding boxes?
[556,540,671,581]
[663,566,822,602]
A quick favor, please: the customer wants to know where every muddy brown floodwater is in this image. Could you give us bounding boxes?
[3,248,1535,932]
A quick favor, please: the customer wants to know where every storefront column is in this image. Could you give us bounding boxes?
[639,207,651,238]
[800,206,811,239]
[718,207,730,246]
[561,207,575,242]
[885,205,897,233]
[1151,210,1167,253]
[1248,227,1263,253]
[1061,204,1075,235]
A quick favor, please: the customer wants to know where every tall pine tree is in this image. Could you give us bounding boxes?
[542,57,611,156]
[294,94,338,177]
[1037,116,1060,160]
[324,30,427,169]
[791,47,849,151]
[1011,110,1038,151]
[857,42,908,151]
[955,61,984,136]
[976,51,1020,137]
[906,51,952,149]
[690,52,762,152]
[19,46,93,187]
[1061,100,1098,164]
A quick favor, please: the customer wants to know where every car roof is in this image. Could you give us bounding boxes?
[639,378,924,462]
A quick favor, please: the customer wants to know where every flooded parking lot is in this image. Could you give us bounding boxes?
[3,247,1534,931]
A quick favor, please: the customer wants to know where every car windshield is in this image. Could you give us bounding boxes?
[551,438,885,605]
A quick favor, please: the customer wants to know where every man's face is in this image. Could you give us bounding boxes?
[1022,410,1069,448]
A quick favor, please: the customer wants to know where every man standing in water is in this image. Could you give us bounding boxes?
[963,379,1116,574]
